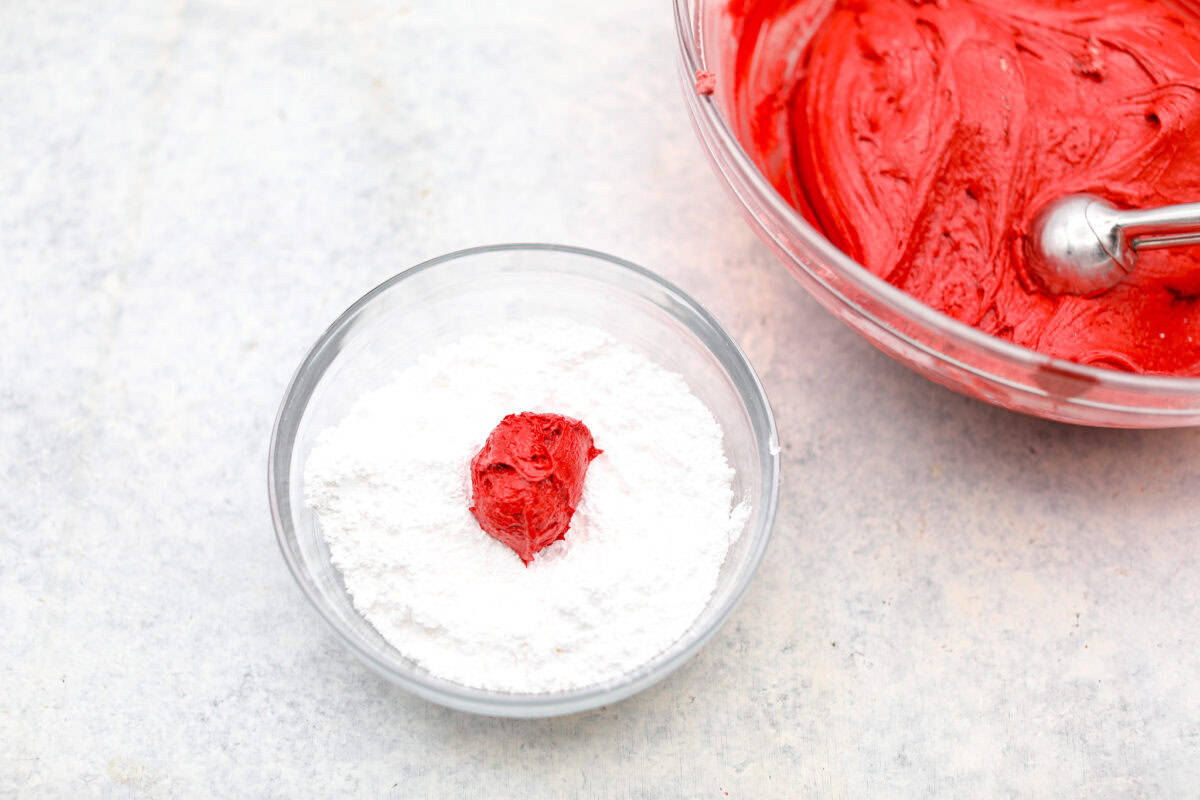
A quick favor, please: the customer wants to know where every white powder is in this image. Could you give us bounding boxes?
[304,318,749,693]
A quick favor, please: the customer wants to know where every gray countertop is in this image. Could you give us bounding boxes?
[4,1,1199,797]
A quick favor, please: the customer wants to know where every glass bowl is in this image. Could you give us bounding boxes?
[268,244,780,717]
[674,0,1200,427]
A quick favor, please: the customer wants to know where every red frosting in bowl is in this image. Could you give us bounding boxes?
[470,413,601,565]
[726,0,1200,374]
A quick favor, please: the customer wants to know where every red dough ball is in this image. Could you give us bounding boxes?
[469,413,602,565]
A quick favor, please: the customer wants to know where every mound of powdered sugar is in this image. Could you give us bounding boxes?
[304,317,749,693]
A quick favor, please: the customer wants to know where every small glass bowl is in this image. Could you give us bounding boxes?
[268,244,780,717]
[674,0,1200,427]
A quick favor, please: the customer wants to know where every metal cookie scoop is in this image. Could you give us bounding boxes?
[1027,194,1200,295]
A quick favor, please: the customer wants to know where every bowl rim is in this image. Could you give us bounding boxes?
[672,0,1200,395]
[268,242,781,718]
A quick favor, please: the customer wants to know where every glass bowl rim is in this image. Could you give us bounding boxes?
[672,0,1200,396]
[267,242,781,717]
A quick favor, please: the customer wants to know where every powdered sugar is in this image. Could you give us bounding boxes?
[304,318,749,693]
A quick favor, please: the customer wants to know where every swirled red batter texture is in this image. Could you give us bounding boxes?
[470,413,601,565]
[727,0,1200,374]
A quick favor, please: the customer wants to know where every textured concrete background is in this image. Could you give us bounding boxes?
[4,1,1200,797]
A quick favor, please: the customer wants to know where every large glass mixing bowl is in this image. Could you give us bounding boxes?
[674,0,1200,427]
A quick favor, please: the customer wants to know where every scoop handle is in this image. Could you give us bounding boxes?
[1117,202,1200,248]
[1131,232,1200,251]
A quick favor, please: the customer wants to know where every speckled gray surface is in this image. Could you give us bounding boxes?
[4,1,1200,797]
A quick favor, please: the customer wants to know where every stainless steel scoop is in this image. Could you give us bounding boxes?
[1027,194,1200,295]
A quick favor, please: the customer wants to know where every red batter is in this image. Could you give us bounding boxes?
[725,0,1200,374]
[470,413,601,565]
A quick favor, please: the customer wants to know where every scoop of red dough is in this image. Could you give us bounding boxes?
[469,412,601,565]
